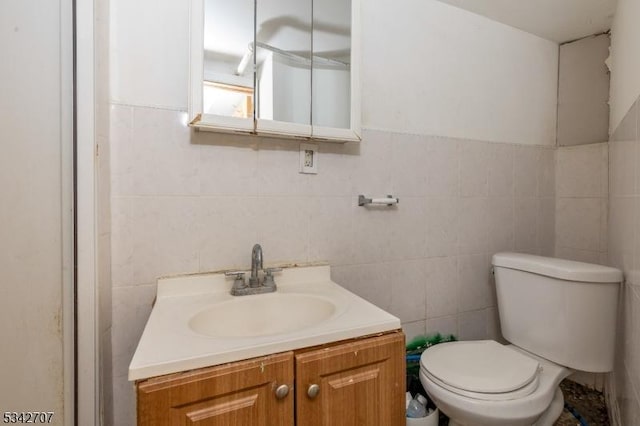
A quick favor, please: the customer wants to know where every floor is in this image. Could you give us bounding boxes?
[554,379,610,426]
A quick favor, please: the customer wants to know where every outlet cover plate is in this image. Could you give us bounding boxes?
[300,143,318,174]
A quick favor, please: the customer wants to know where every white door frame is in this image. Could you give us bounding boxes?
[75,0,100,423]
[60,0,75,423]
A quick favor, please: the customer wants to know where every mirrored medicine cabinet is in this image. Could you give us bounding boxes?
[188,0,361,142]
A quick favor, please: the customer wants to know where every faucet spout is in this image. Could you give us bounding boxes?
[250,244,263,287]
[228,243,279,295]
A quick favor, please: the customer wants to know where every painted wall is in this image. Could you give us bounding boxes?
[108,1,558,424]
[0,0,67,423]
[557,35,610,147]
[609,0,640,132]
[362,0,558,145]
[110,0,559,144]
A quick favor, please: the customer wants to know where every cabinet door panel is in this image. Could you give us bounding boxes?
[137,352,294,426]
[295,333,405,426]
[168,387,266,425]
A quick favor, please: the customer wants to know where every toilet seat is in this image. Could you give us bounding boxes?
[422,368,540,401]
[419,343,571,426]
[420,340,541,401]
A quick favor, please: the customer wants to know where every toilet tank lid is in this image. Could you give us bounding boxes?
[492,252,622,283]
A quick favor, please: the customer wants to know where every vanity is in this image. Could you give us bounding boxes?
[129,264,405,425]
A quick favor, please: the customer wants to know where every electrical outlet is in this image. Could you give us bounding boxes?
[299,143,318,174]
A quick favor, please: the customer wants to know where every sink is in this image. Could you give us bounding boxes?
[188,293,337,338]
[129,264,401,381]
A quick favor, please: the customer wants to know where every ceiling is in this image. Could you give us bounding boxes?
[436,0,617,43]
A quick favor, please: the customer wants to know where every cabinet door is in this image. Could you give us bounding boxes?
[137,352,294,426]
[295,332,405,426]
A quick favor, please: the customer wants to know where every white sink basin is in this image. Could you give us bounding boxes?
[188,293,337,337]
[129,264,401,381]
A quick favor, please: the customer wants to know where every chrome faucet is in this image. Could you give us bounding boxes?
[224,244,281,296]
[249,244,263,287]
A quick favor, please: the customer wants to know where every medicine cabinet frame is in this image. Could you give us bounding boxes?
[188,0,361,142]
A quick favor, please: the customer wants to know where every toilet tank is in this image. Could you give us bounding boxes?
[492,252,622,372]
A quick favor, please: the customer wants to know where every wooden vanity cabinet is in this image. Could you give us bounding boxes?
[136,332,405,426]
[136,352,294,426]
[295,332,406,426]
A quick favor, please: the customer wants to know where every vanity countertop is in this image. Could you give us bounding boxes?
[128,264,401,381]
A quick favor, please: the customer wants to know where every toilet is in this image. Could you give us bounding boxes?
[419,252,622,426]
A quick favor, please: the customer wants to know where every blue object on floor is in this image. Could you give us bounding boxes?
[564,402,589,426]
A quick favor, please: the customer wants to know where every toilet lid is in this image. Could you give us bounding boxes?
[420,340,540,394]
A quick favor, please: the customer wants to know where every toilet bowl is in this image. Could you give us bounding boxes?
[419,340,571,426]
[418,252,622,426]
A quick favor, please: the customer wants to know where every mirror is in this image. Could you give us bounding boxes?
[312,0,351,130]
[202,0,255,120]
[191,0,360,141]
[256,0,312,127]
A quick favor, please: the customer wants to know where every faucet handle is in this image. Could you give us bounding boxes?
[225,271,247,295]
[263,267,282,288]
[225,271,247,286]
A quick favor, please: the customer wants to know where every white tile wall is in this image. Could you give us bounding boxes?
[609,98,640,425]
[402,320,427,342]
[426,315,458,337]
[389,197,428,260]
[538,198,556,255]
[425,138,459,197]
[425,257,458,319]
[539,149,557,197]
[307,197,354,266]
[198,197,260,271]
[555,143,609,264]
[488,143,515,197]
[515,197,539,252]
[390,133,428,197]
[557,198,605,251]
[109,105,557,425]
[388,260,428,323]
[459,142,489,197]
[111,284,156,379]
[458,309,488,341]
[487,196,515,254]
[557,143,608,197]
[426,197,458,257]
[457,254,492,312]
[257,197,310,263]
[197,136,260,197]
[514,146,541,197]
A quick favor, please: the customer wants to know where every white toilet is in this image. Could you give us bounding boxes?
[419,252,622,426]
